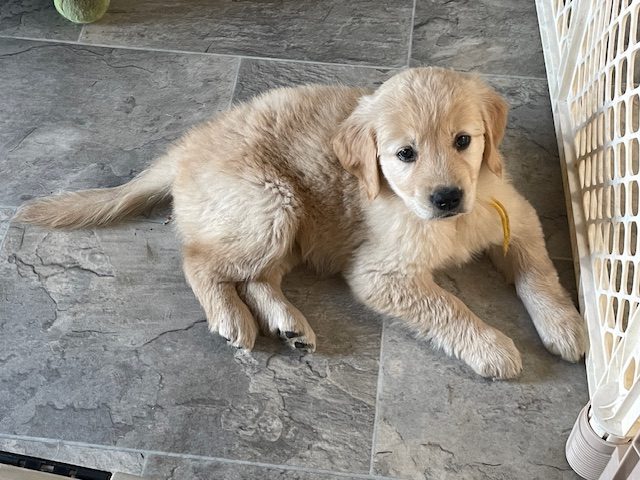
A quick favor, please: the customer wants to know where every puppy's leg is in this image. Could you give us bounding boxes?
[176,171,303,352]
[238,268,317,352]
[489,192,586,361]
[347,269,522,379]
[183,247,259,351]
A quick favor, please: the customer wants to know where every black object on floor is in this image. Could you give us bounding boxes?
[0,451,111,479]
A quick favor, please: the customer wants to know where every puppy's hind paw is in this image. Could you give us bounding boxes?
[278,329,316,352]
[217,315,258,352]
[265,301,317,352]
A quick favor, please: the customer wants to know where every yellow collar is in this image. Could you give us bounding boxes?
[489,198,510,256]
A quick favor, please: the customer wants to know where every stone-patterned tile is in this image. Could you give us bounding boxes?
[554,259,580,307]
[541,214,574,261]
[0,437,145,475]
[0,38,237,206]
[0,0,81,41]
[0,221,381,473]
[233,59,394,104]
[80,0,413,67]
[143,455,360,480]
[487,76,573,261]
[371,258,587,480]
[410,0,546,77]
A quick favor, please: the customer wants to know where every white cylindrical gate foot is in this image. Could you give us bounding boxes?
[566,403,627,480]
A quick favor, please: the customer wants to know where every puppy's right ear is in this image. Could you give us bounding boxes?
[332,99,380,200]
[480,86,509,178]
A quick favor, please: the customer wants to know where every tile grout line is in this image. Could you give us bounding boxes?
[0,34,398,71]
[140,451,149,477]
[0,34,550,81]
[227,57,242,109]
[0,434,398,480]
[480,72,551,82]
[406,0,417,66]
[368,319,387,475]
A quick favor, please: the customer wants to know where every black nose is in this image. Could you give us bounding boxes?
[430,187,463,212]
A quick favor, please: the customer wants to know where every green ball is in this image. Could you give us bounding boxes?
[54,0,110,24]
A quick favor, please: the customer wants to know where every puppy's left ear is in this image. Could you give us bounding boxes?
[333,97,380,200]
[480,87,509,178]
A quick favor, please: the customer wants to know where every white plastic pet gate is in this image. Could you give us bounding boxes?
[536,0,640,478]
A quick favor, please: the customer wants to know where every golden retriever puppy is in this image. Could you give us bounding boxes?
[16,67,586,379]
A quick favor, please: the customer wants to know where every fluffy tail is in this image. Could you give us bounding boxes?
[16,154,177,229]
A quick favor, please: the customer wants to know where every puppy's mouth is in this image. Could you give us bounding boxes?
[435,211,461,219]
[411,205,465,220]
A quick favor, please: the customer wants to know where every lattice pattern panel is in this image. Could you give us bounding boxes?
[568,0,640,437]
[553,0,576,59]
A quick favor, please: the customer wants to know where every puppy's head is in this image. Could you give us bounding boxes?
[333,67,508,220]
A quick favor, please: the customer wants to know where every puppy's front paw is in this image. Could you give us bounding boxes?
[466,329,523,380]
[537,307,586,362]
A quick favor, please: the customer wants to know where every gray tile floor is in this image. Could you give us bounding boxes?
[0,1,587,479]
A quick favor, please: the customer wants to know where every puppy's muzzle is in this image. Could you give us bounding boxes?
[430,186,464,217]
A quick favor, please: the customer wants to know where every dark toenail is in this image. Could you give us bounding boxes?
[222,337,230,341]
[285,331,299,338]
[294,341,308,349]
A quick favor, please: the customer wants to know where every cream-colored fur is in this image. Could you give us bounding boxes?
[16,67,586,379]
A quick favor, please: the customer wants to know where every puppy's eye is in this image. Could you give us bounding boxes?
[397,146,417,163]
[454,134,471,151]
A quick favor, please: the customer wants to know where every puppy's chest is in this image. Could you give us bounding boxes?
[372,207,503,271]
[405,223,475,269]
